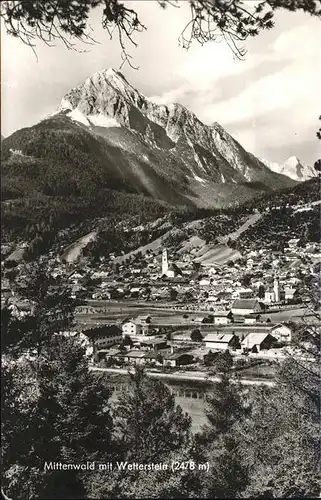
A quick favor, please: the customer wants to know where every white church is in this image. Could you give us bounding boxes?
[264,276,285,304]
[161,248,176,278]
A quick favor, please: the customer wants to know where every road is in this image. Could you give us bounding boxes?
[89,366,275,387]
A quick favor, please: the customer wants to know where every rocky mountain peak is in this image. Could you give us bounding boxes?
[284,156,301,167]
[259,155,316,182]
[49,68,300,192]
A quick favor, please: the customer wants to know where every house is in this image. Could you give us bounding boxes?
[270,324,292,343]
[163,351,194,367]
[143,349,169,365]
[199,278,211,287]
[71,284,86,299]
[244,315,258,325]
[247,258,254,268]
[264,291,275,303]
[83,325,122,355]
[231,299,263,316]
[288,238,301,248]
[241,332,276,352]
[135,315,152,335]
[232,315,245,324]
[96,348,124,363]
[203,333,240,350]
[139,338,167,351]
[237,288,254,299]
[136,315,152,325]
[213,311,234,325]
[284,287,299,301]
[122,320,142,337]
[123,350,147,365]
[206,296,218,303]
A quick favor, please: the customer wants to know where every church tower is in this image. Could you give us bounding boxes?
[273,275,280,302]
[162,248,169,276]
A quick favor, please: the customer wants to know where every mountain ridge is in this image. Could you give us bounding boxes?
[259,155,316,182]
[55,68,296,189]
[2,67,297,209]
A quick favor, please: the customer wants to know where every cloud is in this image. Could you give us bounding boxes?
[149,16,321,164]
[1,2,320,164]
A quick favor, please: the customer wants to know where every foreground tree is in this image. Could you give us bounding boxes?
[193,372,250,497]
[85,366,193,497]
[191,328,203,342]
[2,263,75,358]
[240,366,320,498]
[113,366,191,462]
[2,336,114,499]
[239,283,321,498]
[1,265,114,499]
[1,1,320,65]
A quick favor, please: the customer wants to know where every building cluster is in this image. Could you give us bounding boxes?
[81,302,296,369]
[2,234,319,374]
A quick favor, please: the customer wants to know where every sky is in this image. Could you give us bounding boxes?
[1,0,321,164]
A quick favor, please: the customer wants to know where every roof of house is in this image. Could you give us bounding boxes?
[83,325,122,339]
[139,338,167,345]
[132,315,152,324]
[271,323,292,331]
[121,317,134,325]
[203,333,236,343]
[212,311,232,317]
[143,348,171,359]
[163,350,194,360]
[232,299,259,309]
[241,332,271,348]
[98,348,123,356]
[124,350,146,358]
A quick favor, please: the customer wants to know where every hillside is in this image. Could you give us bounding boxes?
[3,68,317,267]
[93,177,321,267]
[2,175,319,266]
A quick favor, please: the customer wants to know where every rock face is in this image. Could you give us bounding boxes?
[56,68,294,189]
[259,155,317,182]
[2,68,298,208]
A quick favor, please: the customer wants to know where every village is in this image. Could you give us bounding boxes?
[71,237,319,373]
[3,231,318,380]
[2,225,320,380]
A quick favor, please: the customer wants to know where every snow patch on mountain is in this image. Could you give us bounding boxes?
[194,174,207,183]
[260,155,316,182]
[88,113,121,128]
[67,108,90,126]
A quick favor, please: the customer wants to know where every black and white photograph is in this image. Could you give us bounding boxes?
[1,1,320,498]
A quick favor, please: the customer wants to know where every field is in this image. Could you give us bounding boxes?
[261,306,318,323]
[76,301,207,327]
[234,363,277,380]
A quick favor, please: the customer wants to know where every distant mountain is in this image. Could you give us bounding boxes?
[260,155,316,182]
[1,68,296,209]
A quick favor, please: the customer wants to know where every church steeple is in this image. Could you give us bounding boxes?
[162,248,169,276]
[273,275,280,302]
